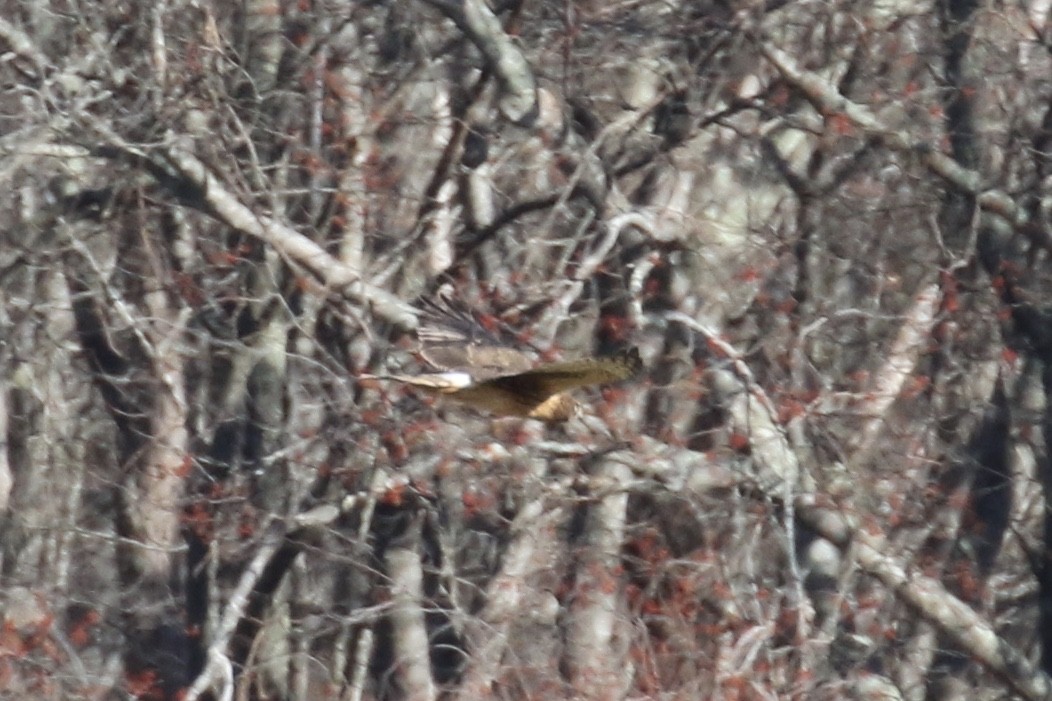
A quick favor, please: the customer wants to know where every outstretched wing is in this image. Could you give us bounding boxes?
[415,291,535,378]
[477,348,643,404]
[365,348,642,422]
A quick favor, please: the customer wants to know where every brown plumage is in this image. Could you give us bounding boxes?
[365,292,643,422]
[371,348,643,422]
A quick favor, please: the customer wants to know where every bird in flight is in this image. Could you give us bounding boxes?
[370,348,643,422]
[363,295,643,422]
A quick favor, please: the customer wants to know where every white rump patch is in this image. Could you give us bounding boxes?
[438,371,474,388]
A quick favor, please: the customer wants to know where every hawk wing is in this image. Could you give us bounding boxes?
[415,291,535,378]
[475,347,644,404]
[421,344,535,379]
[369,348,643,422]
[371,289,643,422]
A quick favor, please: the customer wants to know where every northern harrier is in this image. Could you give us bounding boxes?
[363,296,643,422]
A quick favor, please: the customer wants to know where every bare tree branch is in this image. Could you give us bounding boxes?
[755,38,1045,249]
[565,457,633,699]
[418,0,538,125]
[796,494,1052,701]
[849,282,941,458]
[385,541,437,701]
[157,146,421,330]
[456,494,565,698]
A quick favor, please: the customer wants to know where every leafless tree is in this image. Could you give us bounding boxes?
[2,1,1052,700]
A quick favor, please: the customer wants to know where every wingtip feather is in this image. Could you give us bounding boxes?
[620,346,644,377]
